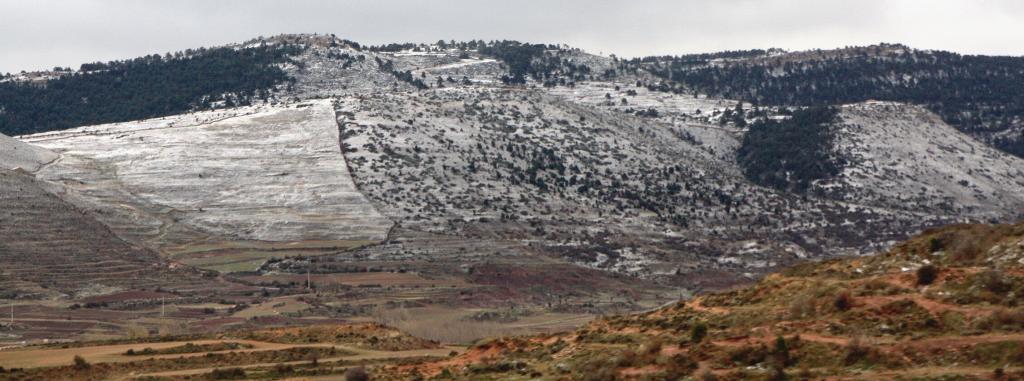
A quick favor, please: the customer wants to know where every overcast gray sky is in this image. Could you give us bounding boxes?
[2,0,1023,73]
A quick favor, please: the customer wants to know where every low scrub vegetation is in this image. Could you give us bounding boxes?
[124,342,253,356]
[376,222,1024,380]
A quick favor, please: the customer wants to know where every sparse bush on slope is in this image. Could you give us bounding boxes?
[916,265,938,286]
[407,222,1024,380]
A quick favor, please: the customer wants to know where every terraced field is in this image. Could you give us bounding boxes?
[0,324,458,380]
[0,169,211,300]
[18,100,392,272]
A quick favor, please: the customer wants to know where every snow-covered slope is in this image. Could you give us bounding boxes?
[0,168,217,299]
[0,132,56,171]
[330,87,982,281]
[20,100,392,250]
[279,36,507,98]
[7,35,1024,288]
[546,81,749,162]
[822,102,1024,219]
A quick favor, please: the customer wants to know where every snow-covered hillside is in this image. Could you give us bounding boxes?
[329,86,978,281]
[822,102,1024,219]
[0,132,56,172]
[20,100,391,250]
[7,34,1024,287]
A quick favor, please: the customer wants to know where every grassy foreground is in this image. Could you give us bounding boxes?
[2,222,1023,380]
[383,222,1024,380]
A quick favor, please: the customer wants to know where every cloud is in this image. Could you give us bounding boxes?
[1,0,1021,73]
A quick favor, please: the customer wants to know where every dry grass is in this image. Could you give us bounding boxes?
[369,306,591,344]
[386,222,1024,380]
[373,307,519,344]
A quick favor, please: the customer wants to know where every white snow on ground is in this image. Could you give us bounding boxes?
[0,132,57,172]
[20,100,392,243]
[410,58,503,81]
[8,35,1023,281]
[329,86,987,276]
[415,58,497,73]
[820,102,1024,219]
[545,81,746,161]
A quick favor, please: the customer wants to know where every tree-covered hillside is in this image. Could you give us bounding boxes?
[478,41,594,86]
[738,107,841,192]
[364,39,596,86]
[633,45,1024,157]
[0,43,302,136]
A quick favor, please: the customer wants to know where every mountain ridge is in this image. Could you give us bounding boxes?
[4,34,1023,284]
[1,34,1023,352]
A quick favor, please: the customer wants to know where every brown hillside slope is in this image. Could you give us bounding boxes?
[388,222,1024,380]
[0,169,214,299]
[0,322,450,381]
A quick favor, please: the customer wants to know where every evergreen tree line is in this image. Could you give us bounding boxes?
[737,107,842,192]
[0,44,303,136]
[478,41,553,84]
[624,49,769,66]
[365,39,594,87]
[476,41,592,86]
[374,58,429,89]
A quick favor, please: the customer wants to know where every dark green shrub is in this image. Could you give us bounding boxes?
[72,355,90,370]
[916,265,938,286]
[699,370,718,381]
[691,322,708,343]
[979,271,1012,294]
[834,292,853,311]
[345,367,369,381]
[210,368,246,380]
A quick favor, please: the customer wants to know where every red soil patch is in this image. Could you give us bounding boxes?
[713,333,848,348]
[407,339,519,377]
[687,298,730,314]
[856,294,989,318]
[619,364,662,377]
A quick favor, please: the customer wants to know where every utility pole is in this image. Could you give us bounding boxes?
[9,304,13,329]
[161,297,165,318]
[306,267,312,291]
